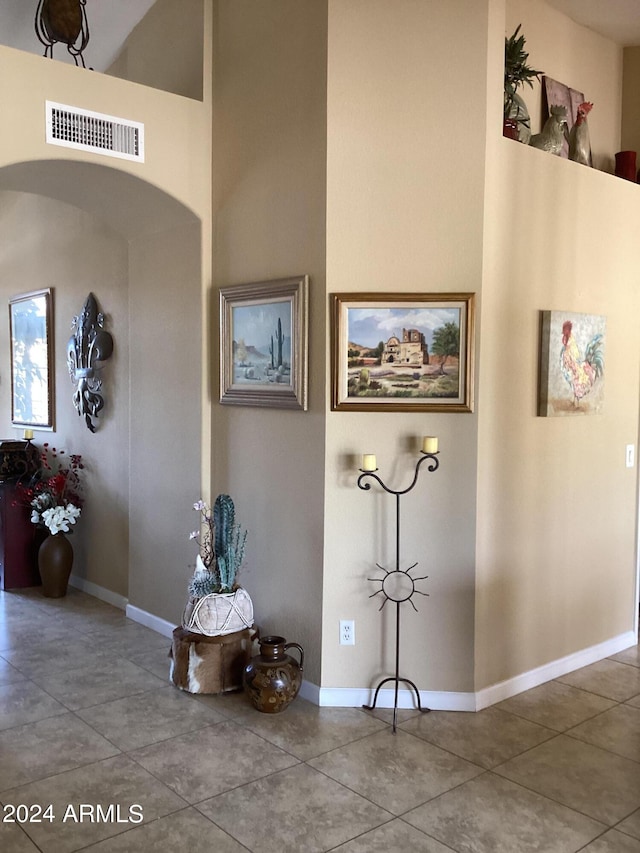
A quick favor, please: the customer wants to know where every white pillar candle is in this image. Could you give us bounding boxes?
[23,429,34,440]
[421,436,438,454]
[361,454,377,471]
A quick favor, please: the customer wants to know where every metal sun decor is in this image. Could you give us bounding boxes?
[35,0,90,68]
[67,293,113,432]
[358,439,440,732]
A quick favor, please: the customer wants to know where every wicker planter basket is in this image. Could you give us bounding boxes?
[182,587,254,637]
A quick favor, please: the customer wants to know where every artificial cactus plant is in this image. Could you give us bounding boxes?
[188,495,247,596]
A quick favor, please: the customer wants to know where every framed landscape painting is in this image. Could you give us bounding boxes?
[331,292,475,412]
[9,288,55,429]
[220,276,309,410]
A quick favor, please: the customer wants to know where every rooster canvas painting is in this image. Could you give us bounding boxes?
[538,311,606,416]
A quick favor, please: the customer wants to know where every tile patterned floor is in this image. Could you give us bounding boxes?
[0,588,639,853]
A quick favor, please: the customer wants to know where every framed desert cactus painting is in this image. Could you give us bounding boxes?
[219,276,309,410]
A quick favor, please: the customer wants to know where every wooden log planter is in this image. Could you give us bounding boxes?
[170,626,254,694]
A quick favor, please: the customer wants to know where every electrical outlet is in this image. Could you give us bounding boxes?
[340,620,355,645]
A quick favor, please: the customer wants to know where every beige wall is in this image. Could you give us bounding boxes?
[0,46,210,226]
[322,0,489,694]
[127,223,203,618]
[108,0,204,101]
[211,0,327,684]
[477,0,640,691]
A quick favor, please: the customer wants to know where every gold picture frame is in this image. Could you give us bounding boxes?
[331,292,474,412]
[220,276,309,410]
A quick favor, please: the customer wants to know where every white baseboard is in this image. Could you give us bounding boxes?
[126,604,175,639]
[299,679,320,705]
[310,629,638,712]
[69,574,128,611]
[474,629,637,710]
[70,591,638,712]
[315,686,476,712]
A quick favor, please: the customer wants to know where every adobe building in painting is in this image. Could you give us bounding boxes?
[381,328,429,366]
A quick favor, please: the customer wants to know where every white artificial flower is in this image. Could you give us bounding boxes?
[66,504,81,519]
[41,503,82,536]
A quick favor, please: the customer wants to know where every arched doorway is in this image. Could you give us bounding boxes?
[0,159,203,613]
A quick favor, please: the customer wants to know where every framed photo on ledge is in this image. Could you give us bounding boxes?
[331,292,474,412]
[220,276,309,410]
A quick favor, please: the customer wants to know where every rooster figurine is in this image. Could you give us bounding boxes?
[568,101,593,166]
[560,320,604,408]
[529,104,569,155]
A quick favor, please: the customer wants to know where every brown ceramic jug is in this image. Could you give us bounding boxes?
[243,635,304,713]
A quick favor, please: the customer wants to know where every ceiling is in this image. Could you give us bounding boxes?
[0,0,158,71]
[546,0,640,47]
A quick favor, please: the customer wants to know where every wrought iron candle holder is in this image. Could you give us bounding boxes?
[358,449,440,732]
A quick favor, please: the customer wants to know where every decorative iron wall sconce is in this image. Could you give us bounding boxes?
[35,0,90,68]
[67,293,113,433]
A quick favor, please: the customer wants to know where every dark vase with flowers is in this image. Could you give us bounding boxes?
[15,444,85,597]
[38,532,74,597]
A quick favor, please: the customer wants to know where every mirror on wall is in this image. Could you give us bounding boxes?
[9,288,55,429]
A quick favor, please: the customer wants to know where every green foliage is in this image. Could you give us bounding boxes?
[212,494,247,592]
[217,524,248,592]
[431,322,460,365]
[214,495,234,563]
[504,25,542,119]
[190,494,247,594]
[275,317,284,367]
[188,571,219,598]
[585,334,604,379]
[428,375,459,396]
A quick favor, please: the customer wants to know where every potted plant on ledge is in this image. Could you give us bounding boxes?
[504,24,543,143]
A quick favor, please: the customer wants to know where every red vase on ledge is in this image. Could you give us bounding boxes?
[503,117,519,140]
[615,150,636,182]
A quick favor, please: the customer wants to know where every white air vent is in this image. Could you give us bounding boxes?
[46,101,145,163]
